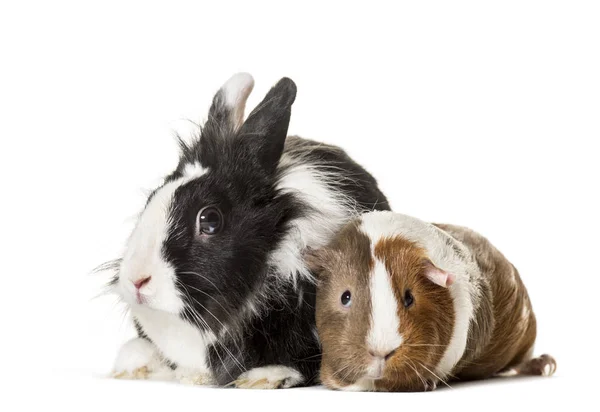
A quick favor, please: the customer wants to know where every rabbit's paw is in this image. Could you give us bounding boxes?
[176,367,215,386]
[233,365,303,389]
[111,337,163,380]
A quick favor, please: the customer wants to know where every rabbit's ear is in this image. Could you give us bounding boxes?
[208,72,255,132]
[238,77,297,174]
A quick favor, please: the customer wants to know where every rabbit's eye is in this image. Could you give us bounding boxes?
[198,206,223,235]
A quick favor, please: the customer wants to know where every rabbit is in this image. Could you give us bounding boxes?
[308,210,556,391]
[104,73,391,389]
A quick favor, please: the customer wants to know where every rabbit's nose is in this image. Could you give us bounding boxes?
[133,276,151,290]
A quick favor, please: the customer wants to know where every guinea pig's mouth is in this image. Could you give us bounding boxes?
[331,360,386,391]
[365,358,386,380]
[338,376,378,392]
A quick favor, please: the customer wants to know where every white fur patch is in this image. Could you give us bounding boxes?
[437,283,473,378]
[270,155,355,285]
[235,365,304,389]
[359,211,477,379]
[341,377,376,392]
[113,337,164,375]
[367,259,403,355]
[495,368,519,377]
[177,367,215,385]
[117,165,207,314]
[312,326,321,346]
[521,303,531,322]
[365,357,386,380]
[182,161,207,178]
[220,72,254,130]
[118,180,185,314]
[132,305,215,373]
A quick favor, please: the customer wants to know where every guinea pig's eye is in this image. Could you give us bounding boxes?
[197,206,223,235]
[340,290,352,308]
[403,290,414,308]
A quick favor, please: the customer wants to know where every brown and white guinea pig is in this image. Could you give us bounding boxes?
[308,211,556,392]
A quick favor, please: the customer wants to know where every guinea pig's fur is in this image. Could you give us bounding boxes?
[310,211,556,391]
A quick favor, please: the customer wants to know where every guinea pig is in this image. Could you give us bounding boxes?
[308,210,556,391]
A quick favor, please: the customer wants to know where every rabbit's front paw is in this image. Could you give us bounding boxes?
[233,365,303,389]
[112,338,163,380]
[176,367,215,386]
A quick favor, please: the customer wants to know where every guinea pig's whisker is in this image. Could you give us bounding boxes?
[404,357,427,388]
[294,353,322,362]
[405,358,427,390]
[402,344,447,347]
[416,361,452,389]
[333,362,359,383]
[332,363,352,378]
[341,363,359,383]
[443,370,458,380]
[337,351,366,381]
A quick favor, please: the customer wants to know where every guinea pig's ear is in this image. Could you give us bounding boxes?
[304,247,330,276]
[237,77,297,174]
[207,72,255,132]
[423,258,455,288]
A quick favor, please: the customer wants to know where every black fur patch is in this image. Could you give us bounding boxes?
[130,77,390,386]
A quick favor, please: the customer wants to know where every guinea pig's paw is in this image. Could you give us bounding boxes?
[516,354,557,377]
[536,354,557,377]
[175,367,215,386]
[424,379,438,391]
[233,365,304,389]
[111,337,162,380]
[497,354,557,378]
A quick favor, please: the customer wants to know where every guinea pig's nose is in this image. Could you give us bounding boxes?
[369,348,398,361]
[133,276,151,290]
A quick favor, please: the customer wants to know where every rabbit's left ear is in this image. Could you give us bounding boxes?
[208,72,255,132]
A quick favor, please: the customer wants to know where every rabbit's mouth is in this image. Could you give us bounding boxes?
[135,289,148,305]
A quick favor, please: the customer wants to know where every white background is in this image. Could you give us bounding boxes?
[1,1,598,411]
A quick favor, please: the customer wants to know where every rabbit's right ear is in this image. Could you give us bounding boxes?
[207,72,255,132]
[237,77,297,175]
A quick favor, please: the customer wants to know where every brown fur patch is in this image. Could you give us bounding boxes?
[315,217,546,391]
[372,237,455,391]
[433,223,538,380]
[314,223,456,391]
[314,221,375,389]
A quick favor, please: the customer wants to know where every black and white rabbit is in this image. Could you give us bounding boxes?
[108,73,391,388]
